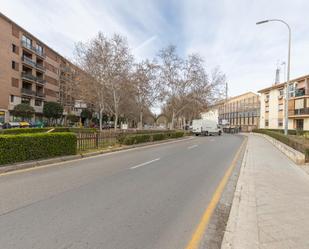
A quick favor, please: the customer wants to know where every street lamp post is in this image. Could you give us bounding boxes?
[256,19,291,135]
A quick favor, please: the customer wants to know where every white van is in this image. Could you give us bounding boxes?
[192,119,222,136]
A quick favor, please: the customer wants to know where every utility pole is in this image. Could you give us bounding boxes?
[256,19,291,135]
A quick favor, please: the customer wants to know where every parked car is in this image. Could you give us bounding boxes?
[2,122,20,129]
[19,121,30,128]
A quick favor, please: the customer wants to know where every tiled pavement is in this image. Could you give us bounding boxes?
[221,134,309,249]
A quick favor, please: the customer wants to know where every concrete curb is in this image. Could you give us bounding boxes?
[0,136,192,174]
[220,139,254,249]
[252,133,305,165]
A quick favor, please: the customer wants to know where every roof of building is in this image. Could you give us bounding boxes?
[225,91,259,102]
[258,74,309,93]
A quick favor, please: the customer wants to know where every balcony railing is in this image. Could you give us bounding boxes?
[36,77,46,84]
[295,89,305,97]
[21,72,46,84]
[294,108,309,115]
[21,88,35,96]
[21,72,36,82]
[22,56,36,67]
[35,92,46,98]
[36,63,45,72]
[21,41,45,58]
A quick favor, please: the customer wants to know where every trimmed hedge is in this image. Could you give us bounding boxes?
[119,131,185,145]
[0,132,77,165]
[259,128,309,136]
[0,127,96,135]
[253,129,309,161]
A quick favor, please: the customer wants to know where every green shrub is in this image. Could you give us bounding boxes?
[119,131,185,145]
[0,127,97,135]
[253,129,309,162]
[152,133,166,141]
[0,128,49,135]
[0,132,77,165]
[122,134,152,145]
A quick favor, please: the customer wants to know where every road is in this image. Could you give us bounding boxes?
[0,134,244,249]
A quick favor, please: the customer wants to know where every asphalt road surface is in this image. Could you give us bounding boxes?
[0,134,244,249]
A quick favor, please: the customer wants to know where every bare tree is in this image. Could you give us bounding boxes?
[130,60,159,129]
[75,33,133,130]
[158,45,226,128]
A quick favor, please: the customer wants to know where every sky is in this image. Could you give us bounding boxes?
[1,0,309,98]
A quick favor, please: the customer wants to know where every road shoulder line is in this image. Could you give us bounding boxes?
[184,136,247,249]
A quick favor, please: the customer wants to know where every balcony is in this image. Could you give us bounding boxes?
[294,108,309,116]
[22,56,36,68]
[36,77,46,85]
[21,88,35,96]
[21,72,36,82]
[35,92,46,98]
[21,41,45,58]
[36,63,46,72]
[295,89,305,97]
[21,72,46,85]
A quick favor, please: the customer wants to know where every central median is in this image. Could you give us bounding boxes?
[0,129,186,167]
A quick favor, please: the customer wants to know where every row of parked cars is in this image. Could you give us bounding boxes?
[0,121,44,129]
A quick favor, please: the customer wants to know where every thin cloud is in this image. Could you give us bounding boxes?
[1,0,308,97]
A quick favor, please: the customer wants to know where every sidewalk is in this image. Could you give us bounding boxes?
[221,134,309,249]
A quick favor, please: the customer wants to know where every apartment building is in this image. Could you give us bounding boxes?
[218,92,260,132]
[259,74,309,130]
[0,13,81,123]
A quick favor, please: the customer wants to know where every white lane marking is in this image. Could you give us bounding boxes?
[210,139,215,142]
[0,137,194,178]
[188,144,199,150]
[130,158,161,170]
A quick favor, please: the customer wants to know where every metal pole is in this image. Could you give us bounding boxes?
[256,19,291,135]
[285,25,291,136]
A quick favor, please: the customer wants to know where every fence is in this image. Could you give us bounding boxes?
[76,129,172,151]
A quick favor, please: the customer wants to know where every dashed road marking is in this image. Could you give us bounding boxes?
[130,158,161,170]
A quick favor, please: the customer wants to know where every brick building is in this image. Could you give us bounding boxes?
[0,13,82,123]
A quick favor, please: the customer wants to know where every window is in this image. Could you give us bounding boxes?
[12,61,18,70]
[296,119,304,130]
[12,44,17,53]
[22,35,32,48]
[279,88,284,97]
[265,120,269,127]
[36,44,43,55]
[35,99,42,106]
[288,83,295,97]
[295,99,304,109]
[10,95,14,103]
[265,106,269,112]
[278,119,283,127]
[278,104,284,111]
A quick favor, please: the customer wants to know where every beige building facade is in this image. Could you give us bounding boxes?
[0,13,80,123]
[259,74,309,130]
[218,92,260,132]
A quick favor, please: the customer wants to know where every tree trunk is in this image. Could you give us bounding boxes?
[99,108,104,131]
[171,111,175,130]
[114,112,118,131]
[139,111,143,129]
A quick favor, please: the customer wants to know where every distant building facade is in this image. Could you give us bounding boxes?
[259,74,309,130]
[218,92,260,132]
